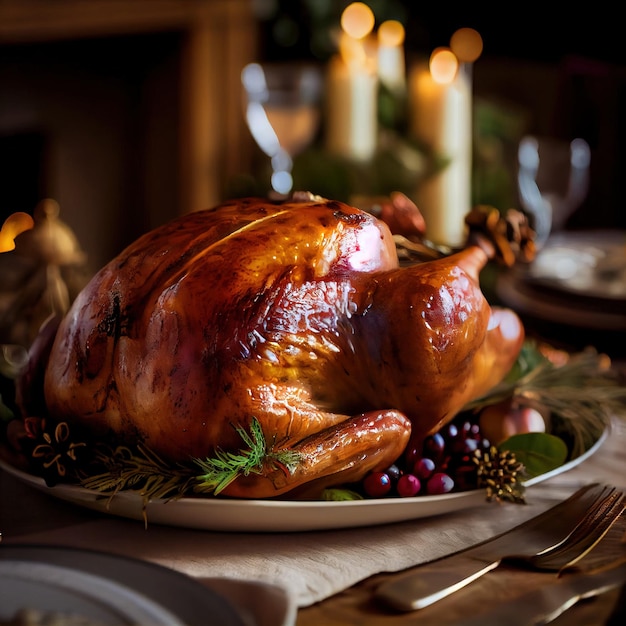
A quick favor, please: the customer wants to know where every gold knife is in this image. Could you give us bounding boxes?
[375,483,613,611]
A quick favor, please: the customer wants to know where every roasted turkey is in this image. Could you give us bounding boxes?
[26,195,525,498]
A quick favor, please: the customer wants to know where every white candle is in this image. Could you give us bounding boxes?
[325,53,378,161]
[409,50,472,248]
[377,20,406,93]
[324,2,378,161]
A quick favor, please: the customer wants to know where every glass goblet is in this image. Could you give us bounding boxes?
[517,135,591,248]
[241,62,322,197]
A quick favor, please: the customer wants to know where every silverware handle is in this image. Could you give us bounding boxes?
[375,556,500,611]
[453,562,626,626]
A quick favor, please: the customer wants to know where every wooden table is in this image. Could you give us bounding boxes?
[296,547,625,625]
[2,458,625,626]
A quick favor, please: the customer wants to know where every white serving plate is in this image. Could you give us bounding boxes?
[0,428,606,533]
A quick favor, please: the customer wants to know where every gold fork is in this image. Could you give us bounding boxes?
[504,485,625,572]
[376,483,625,611]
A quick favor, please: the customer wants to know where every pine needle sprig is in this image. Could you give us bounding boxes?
[464,343,626,459]
[193,417,302,495]
[71,418,303,501]
[14,341,621,506]
[80,443,198,501]
[510,349,625,457]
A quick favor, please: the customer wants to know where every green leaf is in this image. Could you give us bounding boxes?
[499,433,568,478]
[502,341,550,383]
[321,488,363,501]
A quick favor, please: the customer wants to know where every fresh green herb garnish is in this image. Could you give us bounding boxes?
[193,417,301,495]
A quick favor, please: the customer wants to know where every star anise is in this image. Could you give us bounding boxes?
[23,417,90,486]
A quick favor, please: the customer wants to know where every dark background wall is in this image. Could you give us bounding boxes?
[255,1,625,66]
[253,1,625,231]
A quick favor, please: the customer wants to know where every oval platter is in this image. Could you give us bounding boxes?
[0,428,607,533]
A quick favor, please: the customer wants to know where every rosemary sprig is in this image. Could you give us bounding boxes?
[193,417,302,495]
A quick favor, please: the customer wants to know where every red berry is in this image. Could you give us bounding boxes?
[397,474,421,497]
[413,457,436,480]
[453,464,478,491]
[423,432,445,460]
[452,437,480,456]
[426,472,455,495]
[363,471,392,497]
[403,444,421,469]
[446,423,459,439]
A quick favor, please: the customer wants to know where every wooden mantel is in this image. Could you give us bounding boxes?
[0,1,234,42]
[0,0,258,216]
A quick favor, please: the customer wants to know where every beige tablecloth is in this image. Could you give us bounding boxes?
[1,420,625,609]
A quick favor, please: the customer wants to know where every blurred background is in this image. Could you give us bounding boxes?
[1,0,624,272]
[0,0,626,356]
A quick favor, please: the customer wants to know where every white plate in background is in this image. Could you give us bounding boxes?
[496,231,626,330]
[524,230,626,301]
[0,544,248,626]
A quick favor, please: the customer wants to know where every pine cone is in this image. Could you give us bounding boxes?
[465,205,537,267]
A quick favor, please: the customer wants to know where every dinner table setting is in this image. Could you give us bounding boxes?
[2,4,626,625]
[0,192,625,625]
[1,404,626,625]
[1,201,626,618]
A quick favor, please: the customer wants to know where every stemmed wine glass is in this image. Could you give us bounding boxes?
[241,62,322,197]
[517,135,591,248]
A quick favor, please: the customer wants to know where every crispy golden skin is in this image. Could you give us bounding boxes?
[42,196,524,497]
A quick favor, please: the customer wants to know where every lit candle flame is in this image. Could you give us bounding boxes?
[378,20,405,47]
[450,28,483,63]
[0,212,35,252]
[338,2,376,70]
[341,2,375,40]
[429,47,458,85]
